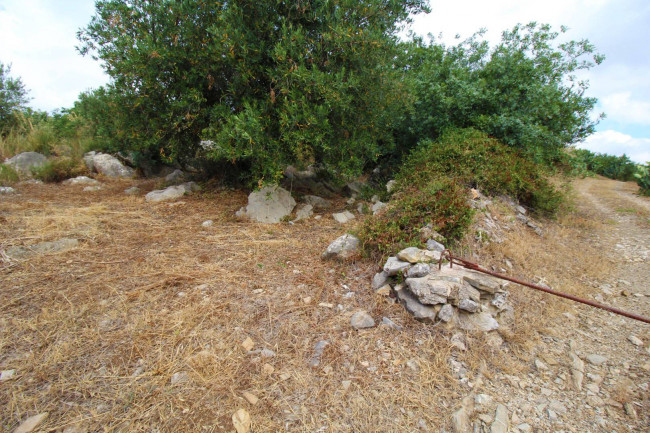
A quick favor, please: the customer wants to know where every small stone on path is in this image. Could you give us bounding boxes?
[350,311,375,329]
[202,220,213,227]
[13,413,49,433]
[586,354,608,366]
[232,408,251,433]
[242,337,254,351]
[628,335,643,347]
[242,391,259,405]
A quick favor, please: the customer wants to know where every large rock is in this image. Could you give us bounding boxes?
[383,256,411,276]
[245,185,296,223]
[303,195,331,209]
[397,247,440,264]
[406,276,456,305]
[332,210,355,224]
[63,176,99,185]
[165,169,185,184]
[145,182,199,202]
[3,152,47,177]
[90,153,135,178]
[322,234,360,260]
[462,270,503,294]
[293,204,313,221]
[456,311,499,332]
[395,285,438,322]
[6,238,79,260]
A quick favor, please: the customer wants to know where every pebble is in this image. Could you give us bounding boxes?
[202,220,213,227]
[242,337,254,351]
[381,317,402,331]
[586,354,608,366]
[170,371,189,386]
[342,380,352,391]
[13,413,49,433]
[627,335,643,347]
[350,311,376,329]
[0,369,16,381]
[232,408,251,433]
[535,359,549,371]
[262,364,275,375]
[242,391,259,405]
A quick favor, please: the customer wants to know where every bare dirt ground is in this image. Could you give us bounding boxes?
[0,175,648,432]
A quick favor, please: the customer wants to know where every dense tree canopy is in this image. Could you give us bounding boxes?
[78,0,428,181]
[0,62,29,135]
[393,23,604,163]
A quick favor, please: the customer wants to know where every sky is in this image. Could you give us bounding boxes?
[0,0,649,163]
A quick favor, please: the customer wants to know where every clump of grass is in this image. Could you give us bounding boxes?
[359,128,564,256]
[31,158,88,183]
[0,164,19,184]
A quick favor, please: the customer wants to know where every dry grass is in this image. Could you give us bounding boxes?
[0,177,633,432]
[1,180,474,433]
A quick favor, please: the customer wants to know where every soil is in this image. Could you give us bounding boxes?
[0,175,648,433]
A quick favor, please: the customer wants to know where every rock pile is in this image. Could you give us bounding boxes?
[373,247,513,331]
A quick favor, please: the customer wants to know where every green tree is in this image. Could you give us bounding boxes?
[394,23,604,163]
[78,0,428,182]
[0,62,30,135]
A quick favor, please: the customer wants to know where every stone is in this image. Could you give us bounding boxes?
[397,247,440,263]
[458,299,480,313]
[262,364,275,374]
[548,400,567,414]
[371,201,387,214]
[437,304,454,322]
[232,408,251,433]
[386,179,397,193]
[623,402,638,419]
[426,238,446,252]
[450,333,467,350]
[586,354,608,366]
[4,152,47,177]
[451,407,471,433]
[462,271,502,294]
[395,285,438,322]
[124,186,140,195]
[0,369,16,381]
[406,276,454,305]
[350,311,375,329]
[490,404,509,433]
[370,194,380,203]
[242,337,254,351]
[244,185,296,223]
[165,169,185,183]
[83,186,102,192]
[381,317,402,331]
[303,195,331,209]
[91,153,135,178]
[570,353,584,391]
[63,176,99,185]
[457,312,499,332]
[202,220,213,227]
[491,292,508,309]
[375,284,391,296]
[145,185,187,202]
[13,413,49,433]
[450,283,481,305]
[516,205,527,215]
[628,335,643,347]
[242,392,259,405]
[170,371,189,386]
[383,256,411,276]
[332,210,355,224]
[260,348,276,358]
[474,394,494,411]
[83,151,97,171]
[6,238,79,260]
[179,181,200,192]
[322,234,360,260]
[0,186,16,194]
[342,380,352,391]
[293,204,313,221]
[371,271,390,290]
[309,340,329,368]
[406,263,431,278]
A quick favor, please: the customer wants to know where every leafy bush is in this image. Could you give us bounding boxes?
[31,158,87,183]
[359,128,564,256]
[78,0,428,183]
[0,164,19,184]
[567,148,637,181]
[392,23,603,165]
[358,177,473,256]
[635,163,650,196]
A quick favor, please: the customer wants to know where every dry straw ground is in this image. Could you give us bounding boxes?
[0,176,642,432]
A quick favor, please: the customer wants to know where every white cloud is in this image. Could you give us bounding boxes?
[600,92,650,125]
[0,0,107,111]
[579,130,650,163]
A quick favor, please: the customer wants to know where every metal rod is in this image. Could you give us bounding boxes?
[440,250,650,324]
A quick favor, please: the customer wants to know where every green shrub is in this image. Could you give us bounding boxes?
[358,128,564,256]
[358,177,474,256]
[31,158,87,183]
[635,163,650,196]
[0,164,19,184]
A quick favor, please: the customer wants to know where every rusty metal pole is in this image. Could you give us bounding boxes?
[439,250,650,325]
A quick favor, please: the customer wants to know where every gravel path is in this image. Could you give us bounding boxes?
[474,177,649,433]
